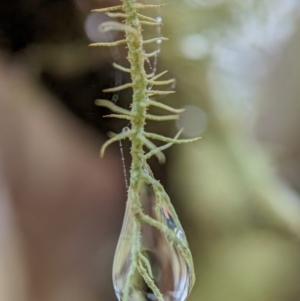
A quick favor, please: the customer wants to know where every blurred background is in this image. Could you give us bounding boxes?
[1,0,300,300]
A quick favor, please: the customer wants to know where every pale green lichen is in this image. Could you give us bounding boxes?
[90,1,199,300]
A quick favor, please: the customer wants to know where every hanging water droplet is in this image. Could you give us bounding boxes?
[112,184,194,301]
[156,39,162,44]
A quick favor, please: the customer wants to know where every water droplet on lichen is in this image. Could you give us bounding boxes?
[112,184,194,301]
[122,127,131,133]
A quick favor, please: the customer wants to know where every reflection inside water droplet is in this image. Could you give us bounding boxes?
[112,184,193,301]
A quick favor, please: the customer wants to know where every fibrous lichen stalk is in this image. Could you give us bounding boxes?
[90,1,199,300]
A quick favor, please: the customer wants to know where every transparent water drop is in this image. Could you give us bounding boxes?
[112,184,194,301]
[122,126,131,133]
[133,18,140,26]
[156,39,162,44]
[112,94,119,103]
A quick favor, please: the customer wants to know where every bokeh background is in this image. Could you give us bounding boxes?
[1,0,300,300]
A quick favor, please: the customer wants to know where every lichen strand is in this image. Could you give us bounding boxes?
[91,1,199,300]
[122,0,148,192]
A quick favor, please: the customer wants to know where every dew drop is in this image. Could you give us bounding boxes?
[156,39,162,45]
[133,18,140,26]
[112,184,194,301]
[122,126,131,133]
[156,16,162,23]
[112,94,119,103]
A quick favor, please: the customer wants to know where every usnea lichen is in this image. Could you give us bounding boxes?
[89,1,199,300]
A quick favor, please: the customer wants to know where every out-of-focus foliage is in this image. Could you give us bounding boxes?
[161,1,300,301]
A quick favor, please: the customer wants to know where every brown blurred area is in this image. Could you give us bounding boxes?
[2,0,300,301]
[0,0,127,300]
